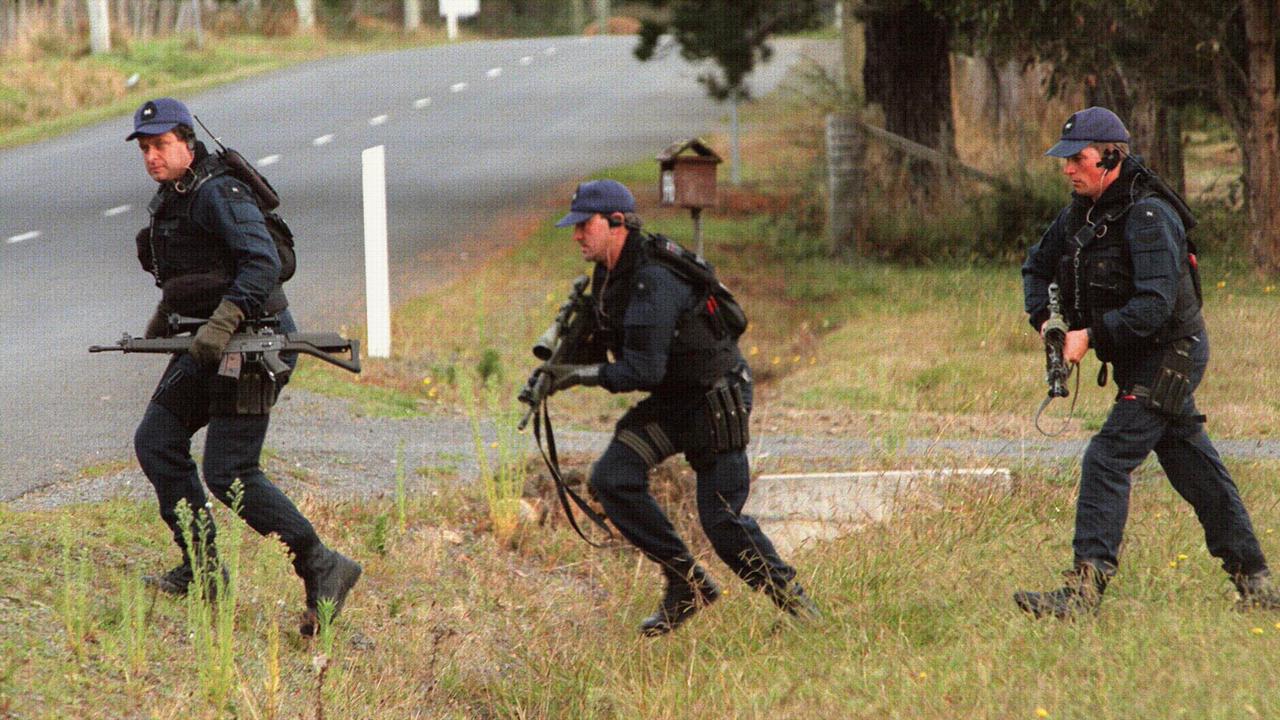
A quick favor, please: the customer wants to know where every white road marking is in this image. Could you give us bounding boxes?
[413,97,432,109]
[257,154,280,167]
[519,55,533,65]
[544,46,557,55]
[486,67,503,78]
[312,134,334,146]
[450,82,468,92]
[6,231,40,244]
[102,204,132,217]
[369,114,388,126]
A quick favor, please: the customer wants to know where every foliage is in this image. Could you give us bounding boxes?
[633,0,825,100]
[934,0,1234,107]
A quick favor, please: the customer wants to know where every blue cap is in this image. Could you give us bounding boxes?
[1045,106,1130,158]
[125,98,194,141]
[555,180,636,228]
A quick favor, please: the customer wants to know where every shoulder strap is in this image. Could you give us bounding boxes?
[643,233,718,288]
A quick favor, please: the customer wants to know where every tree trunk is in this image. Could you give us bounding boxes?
[862,0,952,178]
[1243,0,1280,272]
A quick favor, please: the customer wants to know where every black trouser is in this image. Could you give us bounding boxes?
[589,380,796,592]
[134,329,321,577]
[1074,333,1267,578]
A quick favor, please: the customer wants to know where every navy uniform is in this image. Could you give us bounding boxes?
[1016,107,1277,617]
[543,180,817,636]
[127,99,360,636]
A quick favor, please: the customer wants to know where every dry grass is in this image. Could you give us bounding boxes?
[6,456,1280,717]
[0,26,449,148]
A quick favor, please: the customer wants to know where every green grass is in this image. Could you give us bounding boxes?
[5,457,1280,717]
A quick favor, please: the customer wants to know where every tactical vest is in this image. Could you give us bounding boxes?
[142,151,288,318]
[1055,191,1203,362]
[596,233,742,392]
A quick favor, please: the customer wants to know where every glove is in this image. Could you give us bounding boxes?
[540,364,602,394]
[190,299,244,367]
[144,303,172,339]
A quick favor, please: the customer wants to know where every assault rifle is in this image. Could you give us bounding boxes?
[89,314,361,382]
[516,275,612,546]
[1035,282,1075,435]
[516,275,593,430]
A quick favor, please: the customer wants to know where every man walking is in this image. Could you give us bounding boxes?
[127,97,360,636]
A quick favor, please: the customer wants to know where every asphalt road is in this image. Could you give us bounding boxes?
[0,36,833,499]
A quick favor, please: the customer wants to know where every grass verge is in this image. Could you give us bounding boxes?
[0,29,449,149]
[4,456,1280,717]
[295,77,1280,442]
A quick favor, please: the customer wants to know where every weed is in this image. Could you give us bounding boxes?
[366,513,390,556]
[395,441,409,533]
[477,347,503,385]
[57,529,92,659]
[117,573,148,681]
[460,372,527,543]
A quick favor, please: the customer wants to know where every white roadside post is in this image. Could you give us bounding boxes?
[86,0,111,54]
[439,0,479,41]
[362,146,392,359]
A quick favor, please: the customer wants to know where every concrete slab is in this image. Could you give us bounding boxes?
[746,468,1013,554]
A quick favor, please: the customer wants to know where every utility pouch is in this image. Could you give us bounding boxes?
[234,366,279,415]
[705,382,750,453]
[209,364,278,416]
[1143,338,1195,415]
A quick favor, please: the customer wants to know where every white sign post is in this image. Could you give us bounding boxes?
[86,0,111,54]
[439,0,479,40]
[362,146,392,359]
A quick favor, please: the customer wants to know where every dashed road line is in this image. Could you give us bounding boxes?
[369,114,388,126]
[257,154,280,167]
[6,231,40,244]
[519,55,533,65]
[544,46,557,55]
[450,82,468,92]
[486,67,503,78]
[312,134,334,146]
[414,97,432,109]
[102,205,132,217]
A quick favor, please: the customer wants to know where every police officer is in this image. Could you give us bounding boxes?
[127,98,360,635]
[1017,106,1280,617]
[540,179,818,635]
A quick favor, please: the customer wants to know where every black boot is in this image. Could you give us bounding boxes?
[144,558,228,601]
[298,546,363,637]
[1014,563,1110,619]
[640,565,721,637]
[1234,571,1280,611]
[766,581,821,622]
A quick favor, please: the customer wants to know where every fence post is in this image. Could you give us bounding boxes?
[826,113,867,255]
[86,0,110,53]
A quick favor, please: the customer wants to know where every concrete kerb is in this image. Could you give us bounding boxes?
[745,468,1014,554]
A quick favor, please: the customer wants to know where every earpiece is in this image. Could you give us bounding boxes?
[1097,147,1121,171]
[606,213,623,228]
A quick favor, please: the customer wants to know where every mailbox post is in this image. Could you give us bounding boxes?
[656,139,722,256]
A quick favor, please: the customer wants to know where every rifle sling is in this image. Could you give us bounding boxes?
[534,400,612,547]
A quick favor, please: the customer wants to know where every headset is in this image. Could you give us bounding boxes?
[1097,145,1122,172]
[606,213,624,228]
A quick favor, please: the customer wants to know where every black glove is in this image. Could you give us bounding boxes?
[144,303,172,339]
[540,364,602,394]
[190,299,244,367]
